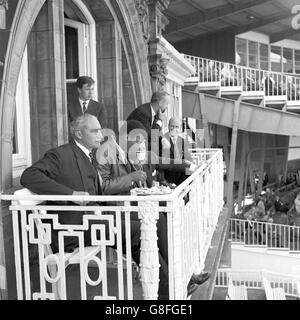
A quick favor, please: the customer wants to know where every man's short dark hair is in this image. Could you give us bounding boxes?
[76,76,95,89]
[150,91,169,103]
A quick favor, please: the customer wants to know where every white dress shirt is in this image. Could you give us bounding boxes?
[74,139,103,185]
[74,140,91,161]
[79,98,90,114]
[151,104,162,128]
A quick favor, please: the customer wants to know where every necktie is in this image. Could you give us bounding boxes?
[172,137,181,159]
[152,113,159,128]
[89,151,102,195]
[82,102,87,113]
[89,151,95,164]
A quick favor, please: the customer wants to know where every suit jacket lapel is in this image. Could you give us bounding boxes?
[176,136,184,159]
[168,134,175,158]
[86,100,95,114]
[75,100,83,117]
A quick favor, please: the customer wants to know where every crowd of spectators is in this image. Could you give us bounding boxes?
[237,171,300,232]
[232,174,300,247]
[197,60,300,101]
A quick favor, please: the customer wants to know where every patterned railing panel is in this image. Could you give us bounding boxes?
[1,149,224,300]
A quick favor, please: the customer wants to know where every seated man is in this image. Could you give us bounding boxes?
[21,114,105,253]
[20,115,152,296]
[159,117,196,186]
[96,120,210,299]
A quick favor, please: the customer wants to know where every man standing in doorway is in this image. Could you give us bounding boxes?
[68,76,108,128]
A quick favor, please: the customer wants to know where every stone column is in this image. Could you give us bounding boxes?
[96,21,122,131]
[147,0,170,92]
[138,201,160,300]
[27,0,67,161]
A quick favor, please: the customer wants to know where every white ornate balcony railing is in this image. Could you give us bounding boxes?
[216,268,300,299]
[230,218,300,252]
[184,54,300,103]
[1,149,224,300]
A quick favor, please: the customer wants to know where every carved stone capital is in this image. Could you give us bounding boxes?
[138,201,159,225]
[149,55,170,91]
[134,0,150,43]
[0,0,8,10]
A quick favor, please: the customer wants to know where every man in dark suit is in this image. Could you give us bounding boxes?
[160,117,195,186]
[126,91,169,145]
[20,115,142,262]
[20,114,106,253]
[68,76,108,128]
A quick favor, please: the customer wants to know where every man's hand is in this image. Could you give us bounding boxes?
[189,163,197,172]
[184,160,197,172]
[158,108,167,122]
[184,159,193,166]
[72,191,90,205]
[129,171,147,183]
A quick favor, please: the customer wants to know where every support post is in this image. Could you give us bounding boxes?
[199,93,211,148]
[237,131,248,210]
[249,159,256,194]
[257,134,266,194]
[227,100,240,216]
[282,136,290,182]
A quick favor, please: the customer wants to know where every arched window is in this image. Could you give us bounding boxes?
[13,47,32,179]
[64,0,98,101]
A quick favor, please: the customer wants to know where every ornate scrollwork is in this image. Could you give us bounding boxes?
[138,201,159,224]
[135,0,150,42]
[0,0,8,10]
[149,57,169,90]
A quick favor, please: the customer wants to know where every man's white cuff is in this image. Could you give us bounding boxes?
[156,119,163,127]
[189,163,197,172]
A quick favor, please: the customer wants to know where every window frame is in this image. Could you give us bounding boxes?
[13,46,32,178]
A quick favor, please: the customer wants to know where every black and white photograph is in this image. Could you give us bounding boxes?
[0,0,300,306]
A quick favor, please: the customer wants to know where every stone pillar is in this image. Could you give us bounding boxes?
[27,0,67,161]
[97,21,122,131]
[147,0,170,92]
[122,45,136,121]
[138,202,160,300]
